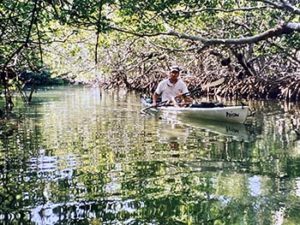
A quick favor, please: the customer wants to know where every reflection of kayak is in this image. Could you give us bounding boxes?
[180,117,250,141]
[141,99,249,123]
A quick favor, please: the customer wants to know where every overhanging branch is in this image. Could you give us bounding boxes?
[171,6,268,17]
[171,22,299,45]
[110,22,299,46]
[251,0,300,14]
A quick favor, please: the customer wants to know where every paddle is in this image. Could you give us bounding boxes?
[140,90,193,114]
[140,77,225,114]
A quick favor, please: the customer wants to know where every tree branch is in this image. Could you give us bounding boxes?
[95,0,103,64]
[252,0,300,14]
[172,6,268,17]
[166,22,300,46]
[109,22,299,47]
[2,0,39,72]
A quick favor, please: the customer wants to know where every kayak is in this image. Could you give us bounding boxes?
[141,99,249,123]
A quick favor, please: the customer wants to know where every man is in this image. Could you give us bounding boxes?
[152,66,192,107]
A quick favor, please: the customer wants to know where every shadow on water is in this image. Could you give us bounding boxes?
[1,87,300,224]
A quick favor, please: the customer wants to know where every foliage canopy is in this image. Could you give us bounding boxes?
[0,0,299,108]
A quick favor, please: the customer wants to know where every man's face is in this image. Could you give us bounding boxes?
[169,71,179,83]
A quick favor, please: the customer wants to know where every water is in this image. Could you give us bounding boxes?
[1,86,300,225]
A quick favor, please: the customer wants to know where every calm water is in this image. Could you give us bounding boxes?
[1,86,300,225]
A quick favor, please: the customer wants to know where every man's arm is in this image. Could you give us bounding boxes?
[152,92,160,106]
[181,80,189,94]
[152,81,164,106]
[178,80,192,106]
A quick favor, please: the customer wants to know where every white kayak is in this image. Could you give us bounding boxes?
[142,100,249,123]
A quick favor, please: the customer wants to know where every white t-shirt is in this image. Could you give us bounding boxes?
[155,79,189,102]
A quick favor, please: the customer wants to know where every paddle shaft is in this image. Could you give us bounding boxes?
[142,91,191,111]
[141,87,202,113]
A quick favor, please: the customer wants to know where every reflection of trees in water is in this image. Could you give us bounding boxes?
[2,167,297,225]
[2,90,300,224]
[252,101,300,159]
[0,116,45,224]
[187,100,300,164]
[146,102,300,224]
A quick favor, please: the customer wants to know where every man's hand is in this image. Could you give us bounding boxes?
[170,98,179,107]
[152,93,159,107]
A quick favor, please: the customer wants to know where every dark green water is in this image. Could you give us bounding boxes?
[1,86,300,225]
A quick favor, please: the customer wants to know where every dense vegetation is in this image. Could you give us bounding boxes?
[0,0,300,111]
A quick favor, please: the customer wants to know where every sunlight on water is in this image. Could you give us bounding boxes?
[1,86,300,224]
